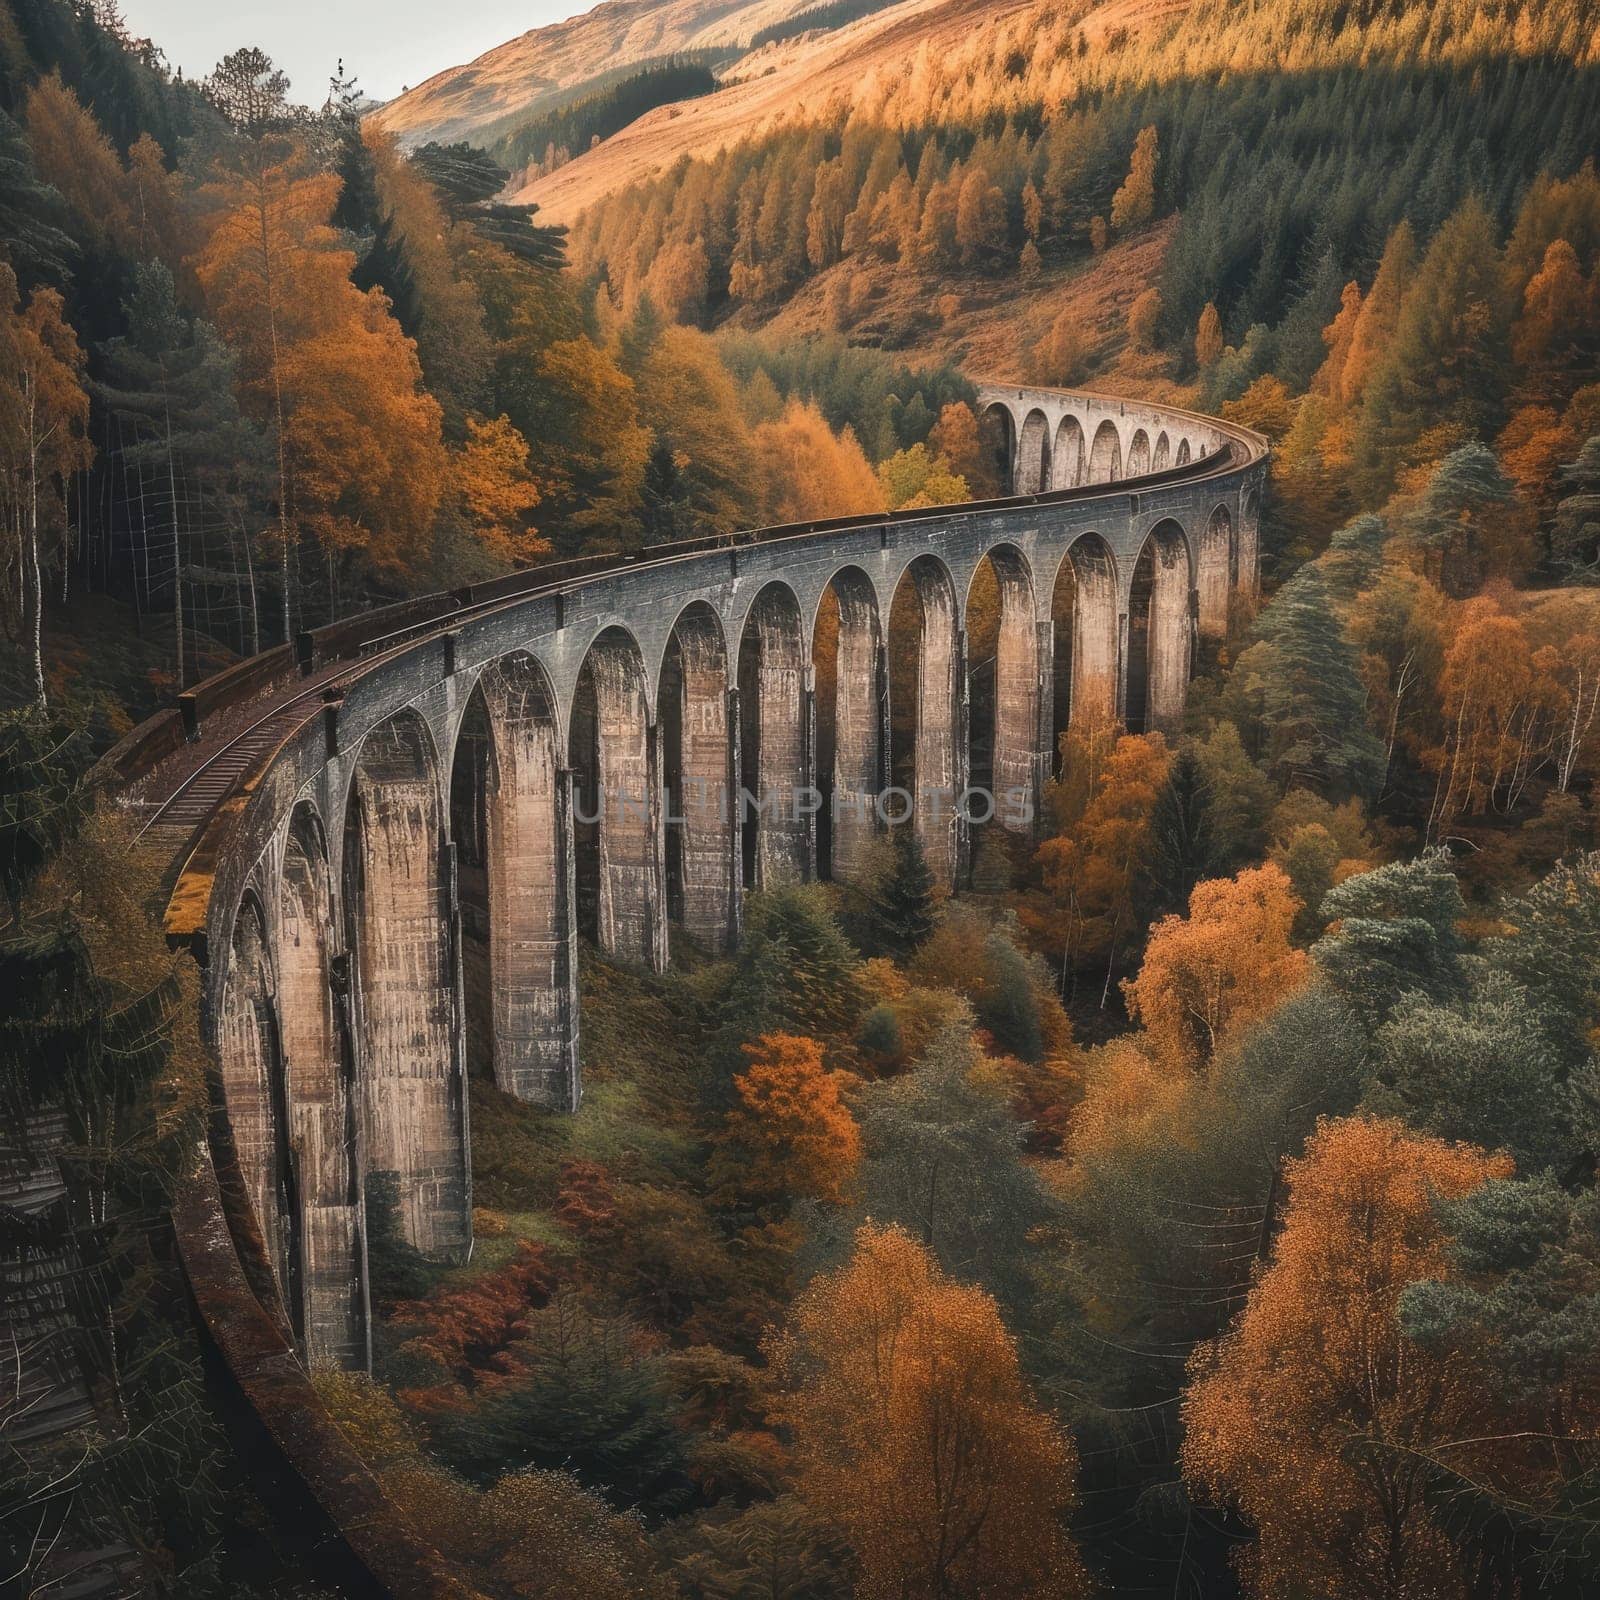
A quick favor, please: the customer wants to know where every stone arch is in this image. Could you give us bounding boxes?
[1238,485,1262,598]
[1052,415,1086,490]
[660,602,735,949]
[980,403,1016,496]
[451,652,575,1109]
[966,544,1039,836]
[738,582,811,891]
[218,888,297,1304]
[1017,408,1051,496]
[1088,419,1122,484]
[1127,428,1152,478]
[1153,431,1171,472]
[1049,533,1119,764]
[1197,505,1235,640]
[813,566,885,885]
[887,555,962,890]
[570,626,665,970]
[1129,520,1193,736]
[343,708,468,1260]
[1176,437,1192,467]
[278,803,365,1370]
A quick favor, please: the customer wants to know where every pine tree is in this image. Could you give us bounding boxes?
[1225,567,1384,799]
[1312,852,1466,1024]
[1549,436,1600,583]
[873,823,935,954]
[1355,197,1512,496]
[97,262,263,680]
[1148,743,1216,915]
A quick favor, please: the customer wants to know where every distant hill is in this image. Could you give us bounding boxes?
[369,0,835,149]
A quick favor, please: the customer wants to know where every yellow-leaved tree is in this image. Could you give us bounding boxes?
[194,139,445,628]
[767,1223,1090,1600]
[1183,1116,1511,1599]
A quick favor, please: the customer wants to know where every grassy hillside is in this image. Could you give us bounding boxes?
[369,0,831,149]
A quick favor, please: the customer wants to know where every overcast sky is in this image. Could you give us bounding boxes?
[119,1,600,106]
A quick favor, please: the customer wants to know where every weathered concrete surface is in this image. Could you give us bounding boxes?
[1018,408,1052,495]
[479,655,577,1110]
[1146,524,1194,735]
[663,606,735,948]
[740,585,811,888]
[1127,429,1152,477]
[345,715,469,1260]
[903,557,962,890]
[171,1145,485,1599]
[1197,505,1234,639]
[1089,419,1122,483]
[277,811,365,1370]
[985,547,1040,832]
[1052,416,1086,489]
[1068,536,1120,731]
[136,380,1265,1382]
[218,899,293,1298]
[572,632,667,970]
[825,570,884,883]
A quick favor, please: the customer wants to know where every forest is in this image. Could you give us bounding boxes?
[491,57,725,191]
[4,0,1600,1596]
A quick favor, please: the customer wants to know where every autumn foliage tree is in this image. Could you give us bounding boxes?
[1123,863,1310,1074]
[1111,124,1158,233]
[1035,731,1171,989]
[193,138,446,622]
[1183,1115,1511,1600]
[710,1032,860,1208]
[767,1224,1089,1600]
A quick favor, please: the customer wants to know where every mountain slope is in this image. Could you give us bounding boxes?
[370,0,827,149]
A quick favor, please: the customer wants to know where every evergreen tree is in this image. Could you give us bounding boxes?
[1370,969,1572,1173]
[822,1018,1058,1324]
[1355,196,1512,496]
[1312,852,1466,1025]
[0,108,74,287]
[1398,442,1514,597]
[431,1295,692,1515]
[1148,743,1216,914]
[872,823,935,954]
[976,925,1044,1065]
[1225,567,1384,799]
[1482,855,1600,1078]
[1401,1176,1600,1591]
[97,262,265,679]
[1549,436,1600,584]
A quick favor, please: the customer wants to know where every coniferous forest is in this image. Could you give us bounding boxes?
[4,0,1600,1596]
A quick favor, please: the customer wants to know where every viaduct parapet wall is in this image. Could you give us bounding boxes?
[101,383,1266,1595]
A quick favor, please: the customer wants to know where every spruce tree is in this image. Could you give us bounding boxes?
[873,822,935,955]
[1549,436,1600,584]
[1227,567,1384,799]
[97,262,265,676]
[1148,743,1215,914]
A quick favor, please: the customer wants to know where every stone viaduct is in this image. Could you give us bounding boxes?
[103,383,1264,1592]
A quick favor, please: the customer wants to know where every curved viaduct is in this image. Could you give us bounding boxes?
[103,383,1265,1592]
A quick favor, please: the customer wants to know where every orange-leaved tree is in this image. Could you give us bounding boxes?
[1122,863,1310,1074]
[711,1032,860,1207]
[452,414,546,566]
[767,1223,1090,1600]
[1035,730,1170,994]
[193,138,445,628]
[754,398,883,524]
[1182,1115,1512,1600]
